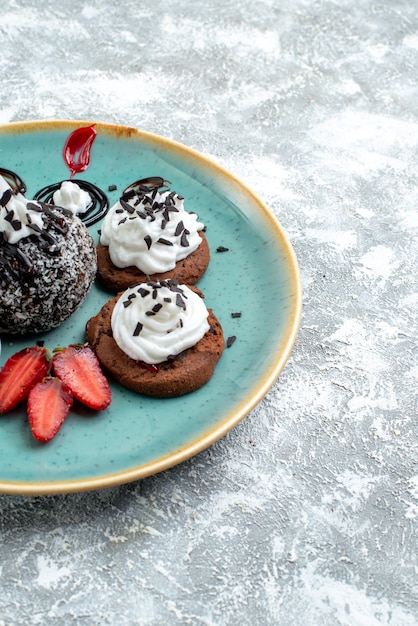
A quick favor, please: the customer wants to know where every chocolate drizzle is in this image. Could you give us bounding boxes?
[122,176,169,197]
[0,167,27,194]
[33,179,109,226]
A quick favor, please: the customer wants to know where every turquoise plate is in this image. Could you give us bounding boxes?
[0,120,301,495]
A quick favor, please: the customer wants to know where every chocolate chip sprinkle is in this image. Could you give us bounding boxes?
[120,199,135,214]
[0,189,13,207]
[180,231,190,247]
[226,336,237,348]
[174,220,184,236]
[176,293,186,309]
[123,293,137,307]
[133,322,143,336]
[165,279,184,293]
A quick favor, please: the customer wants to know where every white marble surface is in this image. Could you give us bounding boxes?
[1,0,418,624]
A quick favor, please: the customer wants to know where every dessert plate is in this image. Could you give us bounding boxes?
[0,120,301,495]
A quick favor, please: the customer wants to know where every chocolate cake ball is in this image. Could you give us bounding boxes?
[0,182,97,335]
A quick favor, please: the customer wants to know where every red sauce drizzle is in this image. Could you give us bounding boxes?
[139,361,159,373]
[63,124,97,178]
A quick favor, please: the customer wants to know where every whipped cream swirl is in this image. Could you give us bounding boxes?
[0,175,44,244]
[100,185,205,274]
[111,280,210,364]
[53,180,91,215]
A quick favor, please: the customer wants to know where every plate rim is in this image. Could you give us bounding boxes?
[0,119,302,495]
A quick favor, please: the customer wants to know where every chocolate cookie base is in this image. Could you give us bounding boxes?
[86,292,224,398]
[96,232,210,292]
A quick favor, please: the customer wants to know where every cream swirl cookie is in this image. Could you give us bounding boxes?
[86,279,224,397]
[96,180,210,291]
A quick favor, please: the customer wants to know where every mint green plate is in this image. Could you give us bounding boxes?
[0,120,301,495]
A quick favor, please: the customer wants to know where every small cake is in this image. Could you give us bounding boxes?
[86,279,224,397]
[97,179,209,291]
[0,175,97,335]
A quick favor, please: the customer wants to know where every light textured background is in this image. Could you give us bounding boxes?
[1,0,417,624]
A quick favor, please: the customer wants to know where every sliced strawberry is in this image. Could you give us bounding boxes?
[52,344,111,410]
[0,346,50,414]
[28,377,73,442]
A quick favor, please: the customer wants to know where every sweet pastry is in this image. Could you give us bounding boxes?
[0,175,97,335]
[86,279,224,397]
[97,179,209,291]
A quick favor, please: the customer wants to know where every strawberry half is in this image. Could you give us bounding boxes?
[28,377,73,442]
[52,344,111,410]
[0,346,50,414]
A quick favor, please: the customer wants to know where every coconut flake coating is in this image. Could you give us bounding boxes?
[0,210,97,334]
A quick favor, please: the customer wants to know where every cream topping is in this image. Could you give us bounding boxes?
[111,280,210,364]
[53,180,91,215]
[0,175,44,244]
[100,186,204,274]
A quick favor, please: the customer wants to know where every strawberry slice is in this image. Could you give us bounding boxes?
[0,346,50,413]
[52,344,111,410]
[28,377,73,442]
